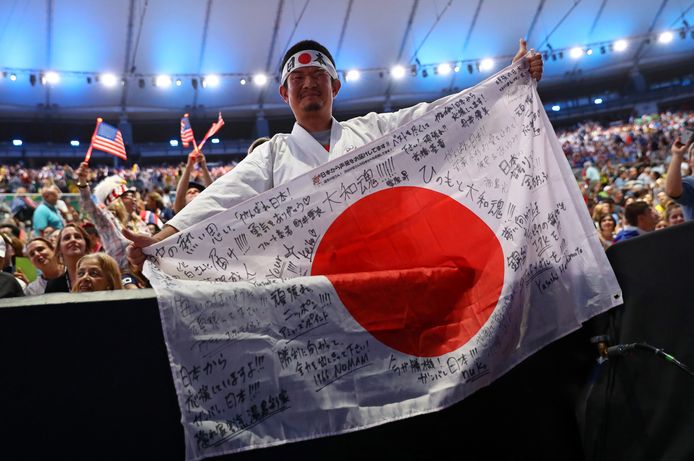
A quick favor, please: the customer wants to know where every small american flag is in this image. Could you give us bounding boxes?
[92,121,127,160]
[180,115,195,148]
[198,112,225,150]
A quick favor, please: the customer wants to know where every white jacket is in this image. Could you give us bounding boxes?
[168,94,460,232]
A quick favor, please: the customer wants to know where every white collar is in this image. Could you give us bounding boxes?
[288,118,344,165]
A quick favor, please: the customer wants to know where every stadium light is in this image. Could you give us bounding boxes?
[45,71,60,85]
[175,79,182,87]
[12,139,23,146]
[253,73,267,86]
[203,74,220,88]
[345,70,360,82]
[658,31,674,44]
[155,75,173,87]
[101,73,118,88]
[9,73,17,81]
[70,140,80,147]
[391,65,406,79]
[569,47,584,59]
[437,63,452,76]
[552,105,561,112]
[169,139,179,147]
[614,39,628,52]
[594,98,603,105]
[211,138,220,144]
[479,58,495,72]
[240,77,247,85]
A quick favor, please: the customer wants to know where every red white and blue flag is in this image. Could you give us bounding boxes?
[91,121,127,160]
[197,112,224,150]
[181,114,195,148]
[143,58,622,461]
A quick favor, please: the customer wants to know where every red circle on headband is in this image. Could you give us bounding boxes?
[298,53,312,64]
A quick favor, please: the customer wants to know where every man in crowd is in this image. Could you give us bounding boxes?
[665,138,694,221]
[32,185,65,236]
[613,201,660,242]
[126,39,543,265]
[173,152,213,214]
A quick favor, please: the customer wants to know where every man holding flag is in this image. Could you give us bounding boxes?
[126,38,543,260]
[128,40,626,460]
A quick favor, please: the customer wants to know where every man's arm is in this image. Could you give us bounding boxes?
[197,153,213,187]
[124,224,178,268]
[165,147,274,233]
[355,39,543,136]
[665,139,691,198]
[173,153,196,213]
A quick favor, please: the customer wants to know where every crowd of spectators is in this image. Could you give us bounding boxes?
[0,112,692,299]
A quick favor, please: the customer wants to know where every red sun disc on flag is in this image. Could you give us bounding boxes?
[298,53,312,64]
[312,186,504,357]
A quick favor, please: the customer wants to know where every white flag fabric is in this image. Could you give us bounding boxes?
[143,58,622,461]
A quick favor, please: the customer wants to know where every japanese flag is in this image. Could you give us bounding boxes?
[144,59,621,461]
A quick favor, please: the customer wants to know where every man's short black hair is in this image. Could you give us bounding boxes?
[188,181,206,193]
[624,201,650,226]
[280,40,336,85]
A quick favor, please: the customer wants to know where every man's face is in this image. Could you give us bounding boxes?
[120,191,136,214]
[637,206,659,232]
[185,187,200,205]
[279,66,341,120]
[43,190,58,205]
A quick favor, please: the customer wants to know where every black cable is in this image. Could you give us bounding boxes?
[606,342,694,377]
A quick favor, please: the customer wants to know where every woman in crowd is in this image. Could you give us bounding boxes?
[24,237,66,295]
[75,163,146,289]
[665,203,685,226]
[597,214,617,250]
[47,223,92,293]
[0,233,24,298]
[91,173,149,234]
[72,253,123,293]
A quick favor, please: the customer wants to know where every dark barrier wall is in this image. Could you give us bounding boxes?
[1,222,692,460]
[581,221,694,461]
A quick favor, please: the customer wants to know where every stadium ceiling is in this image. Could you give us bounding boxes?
[1,0,693,122]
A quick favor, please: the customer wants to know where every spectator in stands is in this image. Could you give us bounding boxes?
[10,186,36,224]
[45,227,60,248]
[24,237,66,296]
[654,191,671,217]
[49,223,92,293]
[583,161,601,187]
[81,222,103,253]
[0,233,24,298]
[665,202,685,226]
[72,253,123,293]
[0,221,23,244]
[75,163,147,289]
[92,175,149,234]
[3,233,24,271]
[144,191,172,223]
[32,185,65,236]
[596,214,616,250]
[173,152,213,213]
[665,139,694,221]
[613,201,659,242]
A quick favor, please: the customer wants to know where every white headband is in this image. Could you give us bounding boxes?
[281,49,338,85]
